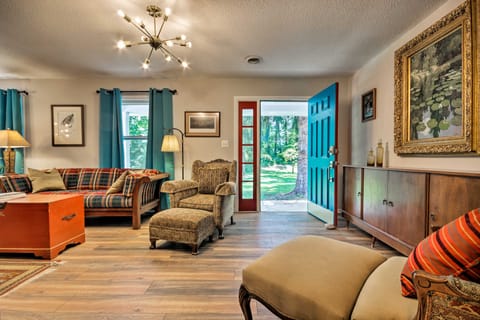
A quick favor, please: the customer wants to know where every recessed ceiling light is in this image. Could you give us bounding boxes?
[245,55,263,64]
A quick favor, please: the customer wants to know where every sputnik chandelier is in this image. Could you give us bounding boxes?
[116,5,192,70]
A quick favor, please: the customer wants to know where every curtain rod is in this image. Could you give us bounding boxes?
[96,89,177,95]
[0,90,28,95]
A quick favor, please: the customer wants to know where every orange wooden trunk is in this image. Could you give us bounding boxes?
[0,194,85,259]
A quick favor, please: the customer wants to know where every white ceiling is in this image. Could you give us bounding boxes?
[0,0,447,79]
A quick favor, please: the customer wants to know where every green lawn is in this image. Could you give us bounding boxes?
[261,166,297,200]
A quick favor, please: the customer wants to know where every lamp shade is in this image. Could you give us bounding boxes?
[161,134,180,152]
[0,129,30,148]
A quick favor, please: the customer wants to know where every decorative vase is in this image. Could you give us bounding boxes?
[376,140,384,167]
[367,149,375,166]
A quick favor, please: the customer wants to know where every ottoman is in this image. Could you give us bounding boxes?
[149,208,216,255]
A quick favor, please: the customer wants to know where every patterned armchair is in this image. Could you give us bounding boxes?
[413,270,480,319]
[160,159,236,239]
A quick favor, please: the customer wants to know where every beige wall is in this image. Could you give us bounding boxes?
[0,76,351,179]
[351,0,480,171]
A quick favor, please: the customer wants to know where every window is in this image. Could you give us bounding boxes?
[121,94,149,168]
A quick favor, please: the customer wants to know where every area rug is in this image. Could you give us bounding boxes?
[0,262,52,296]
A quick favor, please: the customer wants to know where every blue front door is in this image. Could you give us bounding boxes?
[307,83,338,226]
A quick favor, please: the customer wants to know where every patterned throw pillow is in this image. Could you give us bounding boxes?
[198,167,229,194]
[400,208,480,298]
[0,174,32,193]
[28,168,67,193]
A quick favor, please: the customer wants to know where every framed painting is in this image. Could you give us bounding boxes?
[362,89,376,122]
[185,111,220,137]
[51,105,85,146]
[393,0,476,154]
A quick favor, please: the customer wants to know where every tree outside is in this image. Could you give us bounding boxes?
[260,115,307,200]
[125,114,148,168]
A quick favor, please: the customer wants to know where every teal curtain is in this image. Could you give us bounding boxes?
[0,89,26,173]
[146,88,174,209]
[99,88,124,168]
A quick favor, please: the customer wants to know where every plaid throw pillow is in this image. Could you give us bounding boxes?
[401,208,480,298]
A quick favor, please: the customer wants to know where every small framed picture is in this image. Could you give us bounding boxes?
[362,89,376,122]
[51,105,85,146]
[185,111,221,137]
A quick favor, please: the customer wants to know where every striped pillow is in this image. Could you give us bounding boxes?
[400,208,480,298]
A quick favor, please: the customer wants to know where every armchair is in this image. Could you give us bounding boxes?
[160,159,237,239]
[413,270,480,319]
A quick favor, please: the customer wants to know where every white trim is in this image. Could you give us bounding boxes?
[233,96,309,213]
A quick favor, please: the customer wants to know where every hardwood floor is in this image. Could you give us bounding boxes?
[0,211,399,320]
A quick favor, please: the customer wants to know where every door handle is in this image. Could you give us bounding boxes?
[327,166,335,183]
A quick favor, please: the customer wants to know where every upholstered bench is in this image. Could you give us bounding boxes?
[239,235,417,320]
[149,208,216,255]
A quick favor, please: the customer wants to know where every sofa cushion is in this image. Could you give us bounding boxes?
[57,168,81,190]
[0,174,32,193]
[83,192,132,208]
[401,208,480,298]
[178,194,215,212]
[106,170,130,195]
[198,167,229,194]
[77,168,119,190]
[242,235,387,320]
[28,168,66,193]
[351,256,417,320]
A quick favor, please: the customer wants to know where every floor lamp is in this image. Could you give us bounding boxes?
[161,128,185,179]
[0,129,31,174]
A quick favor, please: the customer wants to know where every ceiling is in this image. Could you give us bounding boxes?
[0,0,448,79]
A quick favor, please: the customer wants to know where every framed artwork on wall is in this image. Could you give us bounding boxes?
[184,111,221,137]
[361,88,376,122]
[51,105,85,146]
[393,0,477,154]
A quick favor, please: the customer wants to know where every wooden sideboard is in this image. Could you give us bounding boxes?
[342,165,480,255]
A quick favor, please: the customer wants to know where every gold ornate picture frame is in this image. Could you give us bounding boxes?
[394,0,476,154]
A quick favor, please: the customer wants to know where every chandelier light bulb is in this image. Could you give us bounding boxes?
[117,10,125,18]
[134,17,142,24]
[165,55,172,62]
[142,59,150,69]
[181,61,189,68]
[164,8,172,16]
[166,40,173,47]
[117,40,126,49]
[186,41,192,48]
[180,34,187,41]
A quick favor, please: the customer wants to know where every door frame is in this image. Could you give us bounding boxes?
[234,96,308,212]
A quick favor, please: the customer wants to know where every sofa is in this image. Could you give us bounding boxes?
[160,159,236,239]
[0,168,169,229]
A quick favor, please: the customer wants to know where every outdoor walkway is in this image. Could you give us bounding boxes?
[261,199,307,212]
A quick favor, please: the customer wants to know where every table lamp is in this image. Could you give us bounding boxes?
[161,128,185,179]
[0,129,31,174]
